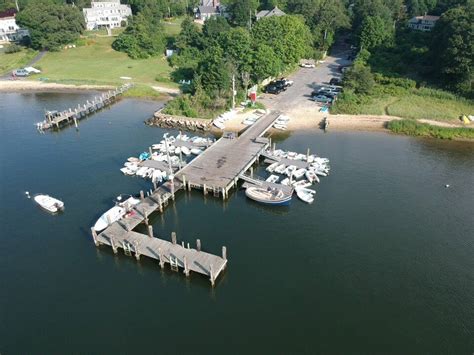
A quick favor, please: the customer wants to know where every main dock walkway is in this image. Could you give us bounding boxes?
[93,111,281,285]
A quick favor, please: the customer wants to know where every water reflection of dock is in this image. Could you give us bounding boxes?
[93,111,281,286]
[37,83,133,131]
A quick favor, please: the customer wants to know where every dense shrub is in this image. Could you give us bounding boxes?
[5,44,22,54]
[388,119,474,140]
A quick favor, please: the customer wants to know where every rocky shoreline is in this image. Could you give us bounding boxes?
[145,111,212,132]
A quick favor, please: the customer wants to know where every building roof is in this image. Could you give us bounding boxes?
[409,15,440,23]
[256,6,286,19]
[198,6,218,14]
[0,8,17,19]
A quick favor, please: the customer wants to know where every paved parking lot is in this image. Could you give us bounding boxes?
[260,42,352,113]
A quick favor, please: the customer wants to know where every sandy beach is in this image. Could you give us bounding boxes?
[0,80,113,92]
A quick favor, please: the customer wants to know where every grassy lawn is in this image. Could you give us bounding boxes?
[163,17,184,36]
[0,46,39,75]
[332,88,474,122]
[30,36,177,88]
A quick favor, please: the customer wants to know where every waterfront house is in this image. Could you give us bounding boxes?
[407,14,440,31]
[0,9,29,43]
[83,0,132,31]
[256,6,286,21]
[194,0,224,22]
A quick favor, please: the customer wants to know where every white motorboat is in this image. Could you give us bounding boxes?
[280,178,290,186]
[266,162,279,172]
[293,168,306,179]
[285,165,297,177]
[152,169,163,183]
[295,154,306,161]
[266,174,280,183]
[245,186,292,206]
[93,196,140,232]
[292,180,312,189]
[191,148,202,155]
[287,152,297,160]
[305,170,320,183]
[175,146,181,155]
[295,187,315,204]
[274,164,286,174]
[34,194,64,213]
[181,146,191,156]
[127,157,140,163]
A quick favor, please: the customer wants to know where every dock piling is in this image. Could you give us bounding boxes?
[183,256,190,276]
[140,190,144,200]
[147,225,153,238]
[222,246,227,260]
[134,241,140,260]
[196,239,201,251]
[171,232,177,245]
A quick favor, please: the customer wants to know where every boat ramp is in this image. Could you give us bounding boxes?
[93,111,282,286]
[37,83,133,131]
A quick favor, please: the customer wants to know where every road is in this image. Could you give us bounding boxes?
[260,42,353,112]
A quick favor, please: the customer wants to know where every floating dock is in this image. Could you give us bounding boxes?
[37,83,133,131]
[93,111,282,285]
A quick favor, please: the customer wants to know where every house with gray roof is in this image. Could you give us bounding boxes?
[256,6,286,20]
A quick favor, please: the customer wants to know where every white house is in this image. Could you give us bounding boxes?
[194,0,224,22]
[0,9,28,43]
[407,15,440,31]
[83,0,132,31]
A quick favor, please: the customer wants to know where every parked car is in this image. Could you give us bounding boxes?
[312,90,338,100]
[329,78,343,86]
[339,66,350,73]
[300,62,315,68]
[12,68,29,77]
[278,78,294,87]
[311,95,333,103]
[268,80,288,91]
[265,85,283,95]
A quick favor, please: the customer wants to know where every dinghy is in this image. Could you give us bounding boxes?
[292,168,306,179]
[245,186,292,206]
[280,178,290,186]
[266,174,280,183]
[191,148,202,155]
[181,146,191,156]
[34,194,64,213]
[127,157,140,163]
[266,162,279,173]
[273,124,287,131]
[285,165,297,177]
[292,180,312,189]
[295,187,315,204]
[274,164,286,174]
[305,170,320,183]
[93,196,140,232]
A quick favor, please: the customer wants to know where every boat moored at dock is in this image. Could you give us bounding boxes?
[245,186,292,206]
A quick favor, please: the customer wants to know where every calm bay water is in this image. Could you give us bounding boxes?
[1,92,473,354]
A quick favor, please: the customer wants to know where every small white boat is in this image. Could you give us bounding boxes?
[295,154,306,161]
[124,162,138,168]
[245,186,292,206]
[181,146,191,156]
[285,165,297,177]
[34,194,64,213]
[293,168,306,179]
[292,180,312,189]
[120,167,135,176]
[275,164,286,174]
[305,170,320,183]
[191,148,202,155]
[287,152,297,160]
[295,187,315,204]
[280,178,290,186]
[127,157,140,163]
[273,124,287,131]
[266,174,280,183]
[213,119,225,130]
[93,196,140,232]
[135,166,148,177]
[175,146,181,155]
[266,162,280,172]
[152,169,163,183]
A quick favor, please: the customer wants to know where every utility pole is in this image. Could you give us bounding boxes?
[232,74,236,109]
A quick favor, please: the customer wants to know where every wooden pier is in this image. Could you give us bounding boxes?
[37,83,133,131]
[93,111,282,285]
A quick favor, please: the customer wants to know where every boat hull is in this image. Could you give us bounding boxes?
[245,187,292,206]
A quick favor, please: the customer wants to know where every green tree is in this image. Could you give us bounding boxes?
[251,43,282,81]
[252,15,312,66]
[112,12,166,59]
[224,0,259,28]
[196,44,232,98]
[219,27,252,73]
[202,16,231,42]
[175,17,203,50]
[16,0,84,51]
[430,2,474,95]
[359,15,394,49]
[343,63,375,94]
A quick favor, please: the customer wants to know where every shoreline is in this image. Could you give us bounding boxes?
[0,80,114,92]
